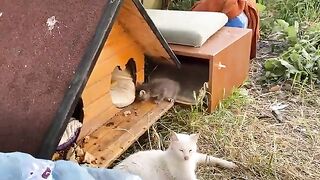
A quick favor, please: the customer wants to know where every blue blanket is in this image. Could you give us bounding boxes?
[0,152,141,180]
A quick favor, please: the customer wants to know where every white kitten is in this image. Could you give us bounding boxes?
[114,131,238,180]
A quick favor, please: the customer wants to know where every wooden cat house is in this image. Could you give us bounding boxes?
[0,0,180,164]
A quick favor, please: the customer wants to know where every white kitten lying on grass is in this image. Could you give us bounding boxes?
[114,131,238,180]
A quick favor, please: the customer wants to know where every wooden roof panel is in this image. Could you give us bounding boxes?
[118,0,180,67]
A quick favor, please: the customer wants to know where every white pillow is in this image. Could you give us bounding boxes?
[110,68,136,108]
[146,9,228,47]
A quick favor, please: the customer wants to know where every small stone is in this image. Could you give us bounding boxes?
[51,152,61,161]
[84,136,90,143]
[66,147,75,160]
[75,146,85,157]
[269,85,281,92]
[83,152,96,164]
[66,147,77,163]
[123,110,131,117]
[282,83,292,91]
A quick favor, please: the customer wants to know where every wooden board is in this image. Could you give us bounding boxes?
[81,19,147,141]
[80,100,174,167]
[98,21,144,67]
[86,20,145,87]
[83,92,115,122]
[82,75,111,107]
[118,0,179,66]
[79,105,120,139]
[208,31,251,111]
[169,27,252,112]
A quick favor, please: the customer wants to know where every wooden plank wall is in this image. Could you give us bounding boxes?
[118,0,172,62]
[79,20,145,138]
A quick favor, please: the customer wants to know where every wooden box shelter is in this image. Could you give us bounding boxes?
[145,9,252,113]
[169,27,252,112]
[0,0,180,163]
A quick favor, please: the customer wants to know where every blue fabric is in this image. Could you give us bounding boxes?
[225,12,248,28]
[0,152,141,180]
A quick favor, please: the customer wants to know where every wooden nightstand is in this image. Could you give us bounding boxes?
[170,27,252,112]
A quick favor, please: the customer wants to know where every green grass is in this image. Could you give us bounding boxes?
[168,0,198,11]
[257,0,320,84]
[133,84,320,179]
[116,68,320,179]
[263,0,320,25]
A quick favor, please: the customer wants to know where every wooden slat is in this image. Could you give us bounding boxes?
[87,46,144,86]
[98,25,140,63]
[104,21,126,44]
[79,105,120,139]
[82,75,111,106]
[98,44,145,71]
[80,100,174,167]
[86,58,116,86]
[86,18,145,86]
[118,0,172,61]
[136,69,145,84]
[83,93,115,120]
[208,30,251,112]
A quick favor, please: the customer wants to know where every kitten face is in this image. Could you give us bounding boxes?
[138,89,150,100]
[136,84,151,101]
[169,132,199,161]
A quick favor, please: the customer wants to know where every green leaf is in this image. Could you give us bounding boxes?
[272,19,289,33]
[264,58,276,70]
[279,59,299,74]
[289,51,304,70]
[256,3,266,12]
[289,51,300,62]
[301,48,311,60]
[305,62,314,69]
[277,19,289,29]
[287,26,298,43]
[264,58,282,71]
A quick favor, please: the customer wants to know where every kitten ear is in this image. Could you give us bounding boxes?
[139,90,146,97]
[190,133,200,142]
[169,130,179,141]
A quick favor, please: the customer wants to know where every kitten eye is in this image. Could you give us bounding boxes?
[179,149,184,152]
[189,150,192,152]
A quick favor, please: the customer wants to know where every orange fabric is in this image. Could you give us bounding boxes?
[191,0,260,59]
[192,0,246,19]
[244,0,260,59]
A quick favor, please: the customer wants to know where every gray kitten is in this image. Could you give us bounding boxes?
[136,78,180,104]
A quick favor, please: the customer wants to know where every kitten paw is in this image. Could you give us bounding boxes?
[167,98,175,103]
